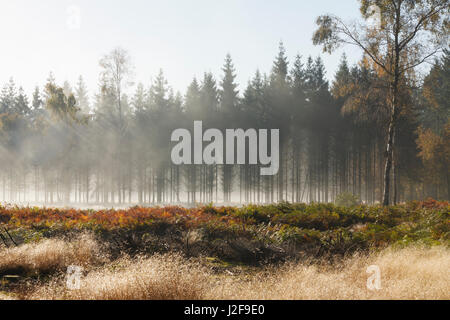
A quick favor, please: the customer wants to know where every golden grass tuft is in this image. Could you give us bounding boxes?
[27,254,209,300]
[0,234,104,276]
[208,246,450,300]
[2,235,448,300]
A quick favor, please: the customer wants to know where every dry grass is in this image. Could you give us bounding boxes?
[0,234,104,276]
[209,246,450,300]
[27,254,209,300]
[1,236,448,300]
[0,292,17,300]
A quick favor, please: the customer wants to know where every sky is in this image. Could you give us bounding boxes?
[0,0,364,98]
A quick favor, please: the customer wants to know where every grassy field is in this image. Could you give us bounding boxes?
[0,199,448,300]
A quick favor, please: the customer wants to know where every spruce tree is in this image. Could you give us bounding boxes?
[220,54,239,113]
[185,77,201,117]
[32,87,43,111]
[75,76,90,114]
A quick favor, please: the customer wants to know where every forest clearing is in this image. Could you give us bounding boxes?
[0,0,448,305]
[0,199,448,300]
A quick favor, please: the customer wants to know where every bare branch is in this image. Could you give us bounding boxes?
[398,2,449,51]
[401,48,442,72]
[333,16,391,75]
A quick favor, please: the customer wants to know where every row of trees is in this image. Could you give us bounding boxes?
[313,0,448,205]
[0,41,447,206]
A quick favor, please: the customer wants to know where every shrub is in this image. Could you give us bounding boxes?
[335,192,361,207]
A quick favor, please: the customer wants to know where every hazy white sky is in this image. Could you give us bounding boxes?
[0,0,363,97]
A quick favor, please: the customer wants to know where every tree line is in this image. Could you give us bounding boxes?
[0,41,448,206]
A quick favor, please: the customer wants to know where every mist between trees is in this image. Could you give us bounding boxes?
[0,43,448,206]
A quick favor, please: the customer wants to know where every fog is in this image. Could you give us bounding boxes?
[0,45,448,208]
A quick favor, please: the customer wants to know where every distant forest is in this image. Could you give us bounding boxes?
[0,43,448,205]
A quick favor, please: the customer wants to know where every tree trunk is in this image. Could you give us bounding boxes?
[382,81,399,206]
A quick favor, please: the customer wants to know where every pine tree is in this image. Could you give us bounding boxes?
[63,81,73,98]
[291,55,307,97]
[43,72,56,102]
[75,76,90,114]
[185,77,201,117]
[268,42,291,202]
[16,87,30,115]
[331,54,351,99]
[148,69,169,110]
[200,72,219,117]
[312,56,328,92]
[220,54,239,113]
[132,83,147,113]
[32,87,43,111]
[271,42,289,86]
[0,78,17,114]
[242,70,266,126]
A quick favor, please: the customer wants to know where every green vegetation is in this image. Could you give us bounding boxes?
[1,199,448,266]
[334,192,361,207]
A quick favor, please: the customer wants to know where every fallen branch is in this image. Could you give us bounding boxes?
[0,232,9,248]
[3,227,17,247]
